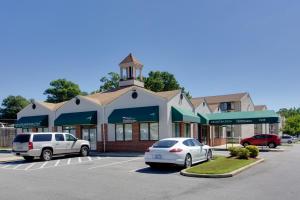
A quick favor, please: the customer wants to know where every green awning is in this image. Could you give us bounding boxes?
[54,111,97,126]
[207,110,280,125]
[197,113,209,124]
[15,115,48,128]
[172,107,200,123]
[108,106,159,124]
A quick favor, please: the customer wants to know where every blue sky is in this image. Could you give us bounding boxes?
[0,0,299,111]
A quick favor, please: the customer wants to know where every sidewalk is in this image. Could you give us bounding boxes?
[0,154,22,163]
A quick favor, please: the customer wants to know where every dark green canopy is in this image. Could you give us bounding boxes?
[15,115,48,128]
[55,111,97,126]
[108,106,159,124]
[207,110,280,125]
[172,107,200,123]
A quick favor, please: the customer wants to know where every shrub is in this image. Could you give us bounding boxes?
[238,148,250,159]
[246,145,259,158]
[228,146,240,157]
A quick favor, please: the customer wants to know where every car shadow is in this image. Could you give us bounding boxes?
[135,165,183,174]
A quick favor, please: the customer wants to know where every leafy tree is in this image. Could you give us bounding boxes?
[44,79,82,103]
[282,114,300,135]
[99,72,120,92]
[278,107,300,118]
[0,95,30,119]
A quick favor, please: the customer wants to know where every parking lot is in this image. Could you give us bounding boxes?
[0,146,299,200]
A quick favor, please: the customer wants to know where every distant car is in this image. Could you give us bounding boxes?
[240,134,281,148]
[144,138,212,168]
[281,135,296,144]
[12,132,90,161]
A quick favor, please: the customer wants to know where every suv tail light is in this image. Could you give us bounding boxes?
[28,142,33,150]
[169,148,183,153]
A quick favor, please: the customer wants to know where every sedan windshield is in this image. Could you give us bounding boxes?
[153,140,178,148]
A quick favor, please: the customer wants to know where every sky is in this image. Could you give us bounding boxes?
[0,0,299,111]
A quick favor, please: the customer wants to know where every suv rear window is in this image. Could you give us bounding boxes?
[153,140,178,148]
[13,134,30,143]
[33,134,52,142]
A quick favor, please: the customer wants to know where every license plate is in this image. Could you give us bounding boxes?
[154,154,162,159]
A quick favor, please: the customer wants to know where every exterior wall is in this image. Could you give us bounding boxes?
[239,95,255,139]
[194,102,211,114]
[17,102,55,134]
[55,96,103,142]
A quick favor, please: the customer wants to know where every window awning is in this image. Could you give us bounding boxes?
[207,110,280,125]
[197,113,209,125]
[172,107,200,123]
[15,115,48,128]
[54,111,97,126]
[108,106,159,124]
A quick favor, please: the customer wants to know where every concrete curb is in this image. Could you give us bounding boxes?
[180,158,265,178]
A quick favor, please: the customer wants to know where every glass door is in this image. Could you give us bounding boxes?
[82,127,97,151]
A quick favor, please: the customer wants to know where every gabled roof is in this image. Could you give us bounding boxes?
[119,53,142,66]
[254,105,267,111]
[207,103,219,113]
[38,101,67,111]
[203,92,248,104]
[156,89,181,100]
[191,97,206,108]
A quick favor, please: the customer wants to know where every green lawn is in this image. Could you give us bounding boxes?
[186,156,257,175]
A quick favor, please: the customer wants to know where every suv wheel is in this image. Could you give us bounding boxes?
[41,149,53,161]
[243,142,250,147]
[184,154,192,168]
[80,146,89,157]
[268,142,276,148]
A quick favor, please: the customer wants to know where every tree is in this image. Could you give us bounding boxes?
[282,114,300,136]
[98,72,120,92]
[44,79,82,103]
[144,71,192,98]
[0,95,30,119]
[278,107,300,118]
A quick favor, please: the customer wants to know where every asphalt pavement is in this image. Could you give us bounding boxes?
[0,145,298,200]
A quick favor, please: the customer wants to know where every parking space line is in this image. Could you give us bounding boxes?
[1,164,11,169]
[97,156,102,160]
[54,160,60,167]
[25,163,35,171]
[39,161,48,169]
[78,157,82,163]
[67,158,71,165]
[88,157,142,170]
[88,157,92,161]
[12,164,22,170]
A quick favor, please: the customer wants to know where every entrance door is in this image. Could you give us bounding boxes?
[82,128,97,151]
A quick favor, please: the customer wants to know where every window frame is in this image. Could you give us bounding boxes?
[115,123,133,141]
[139,122,159,141]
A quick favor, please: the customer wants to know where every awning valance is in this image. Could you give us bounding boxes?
[172,107,200,123]
[15,115,48,128]
[207,110,280,125]
[54,111,97,126]
[108,106,159,124]
[197,113,209,124]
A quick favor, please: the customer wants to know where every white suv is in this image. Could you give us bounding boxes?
[12,132,90,161]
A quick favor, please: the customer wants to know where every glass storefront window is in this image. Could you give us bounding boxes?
[124,124,132,141]
[38,128,49,132]
[172,123,180,137]
[140,123,149,141]
[62,126,76,136]
[184,123,190,137]
[116,124,124,141]
[150,123,159,140]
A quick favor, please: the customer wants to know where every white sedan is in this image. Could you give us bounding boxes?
[144,138,212,168]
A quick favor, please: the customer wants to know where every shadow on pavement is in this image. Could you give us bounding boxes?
[135,165,182,174]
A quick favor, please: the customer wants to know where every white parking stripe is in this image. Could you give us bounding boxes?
[39,161,48,169]
[12,164,22,170]
[67,158,71,165]
[97,156,102,160]
[89,158,142,170]
[78,157,82,163]
[54,160,60,167]
[88,156,92,161]
[25,163,35,171]
[1,164,10,169]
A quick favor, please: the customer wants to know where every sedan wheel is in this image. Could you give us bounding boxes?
[207,150,213,161]
[184,154,192,168]
[41,149,52,161]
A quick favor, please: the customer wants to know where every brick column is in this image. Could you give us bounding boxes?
[32,128,38,132]
[179,122,184,137]
[52,127,57,132]
[132,122,140,141]
[75,125,81,138]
